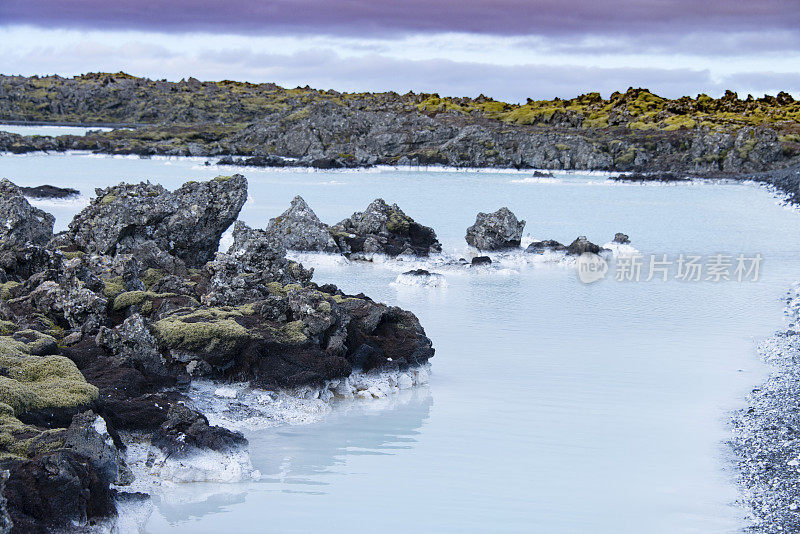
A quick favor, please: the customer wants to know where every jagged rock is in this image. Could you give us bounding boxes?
[613,233,630,244]
[68,175,247,267]
[465,207,525,250]
[63,411,132,486]
[0,450,114,533]
[526,240,567,254]
[152,403,246,456]
[566,236,603,255]
[0,180,54,248]
[331,199,441,257]
[266,196,339,253]
[95,314,168,381]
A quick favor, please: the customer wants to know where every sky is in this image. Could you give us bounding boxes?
[1,1,799,102]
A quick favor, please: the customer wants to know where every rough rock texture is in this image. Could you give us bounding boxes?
[0,175,436,531]
[0,450,114,534]
[613,233,630,244]
[465,208,525,250]
[331,199,441,257]
[0,180,54,248]
[526,240,567,254]
[68,175,247,267]
[17,185,79,200]
[266,196,339,252]
[1,75,799,177]
[566,236,603,255]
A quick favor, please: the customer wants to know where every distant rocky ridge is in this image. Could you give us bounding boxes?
[0,176,434,532]
[1,73,799,178]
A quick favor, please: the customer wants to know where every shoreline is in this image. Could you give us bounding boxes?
[731,284,800,533]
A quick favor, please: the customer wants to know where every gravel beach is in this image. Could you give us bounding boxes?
[732,283,800,532]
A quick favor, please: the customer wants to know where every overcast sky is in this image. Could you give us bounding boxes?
[2,1,799,102]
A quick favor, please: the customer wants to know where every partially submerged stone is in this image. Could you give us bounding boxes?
[465,207,525,250]
[331,199,441,257]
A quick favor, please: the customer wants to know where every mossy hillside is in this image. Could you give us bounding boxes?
[265,320,308,345]
[1,74,798,136]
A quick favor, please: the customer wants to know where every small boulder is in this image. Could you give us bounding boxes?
[526,239,567,254]
[331,199,441,257]
[266,196,339,252]
[613,233,630,244]
[0,179,55,248]
[471,256,492,266]
[566,236,602,255]
[465,207,525,250]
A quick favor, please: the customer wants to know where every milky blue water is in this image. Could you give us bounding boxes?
[0,124,115,136]
[3,150,800,533]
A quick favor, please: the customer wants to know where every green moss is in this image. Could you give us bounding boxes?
[779,133,800,143]
[616,148,637,165]
[152,310,251,354]
[141,268,167,290]
[112,291,176,312]
[213,175,233,182]
[0,321,17,336]
[100,194,116,206]
[0,281,21,301]
[62,251,85,260]
[102,277,125,299]
[554,143,569,151]
[0,337,98,416]
[386,210,413,235]
[267,320,308,345]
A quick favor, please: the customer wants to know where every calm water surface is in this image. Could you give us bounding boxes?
[3,151,800,533]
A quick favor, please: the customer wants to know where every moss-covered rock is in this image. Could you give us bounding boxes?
[151,308,251,355]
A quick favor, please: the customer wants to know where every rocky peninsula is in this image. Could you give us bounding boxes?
[0,176,434,532]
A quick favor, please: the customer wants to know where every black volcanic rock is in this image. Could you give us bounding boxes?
[465,207,525,250]
[331,199,441,257]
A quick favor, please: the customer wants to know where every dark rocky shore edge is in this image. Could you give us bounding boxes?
[0,175,441,532]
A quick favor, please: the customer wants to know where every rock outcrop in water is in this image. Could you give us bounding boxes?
[465,207,525,250]
[0,177,435,532]
[330,199,441,257]
[265,196,339,253]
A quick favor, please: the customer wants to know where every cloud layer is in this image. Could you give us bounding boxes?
[5,0,800,37]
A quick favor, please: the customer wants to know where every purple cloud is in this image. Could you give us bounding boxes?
[4,0,800,37]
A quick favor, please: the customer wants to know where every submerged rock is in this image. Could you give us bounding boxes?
[566,236,603,255]
[471,256,492,266]
[613,233,630,244]
[18,185,80,199]
[526,239,567,254]
[266,196,339,253]
[465,207,525,250]
[68,175,247,267]
[331,199,441,257]
[0,179,54,248]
